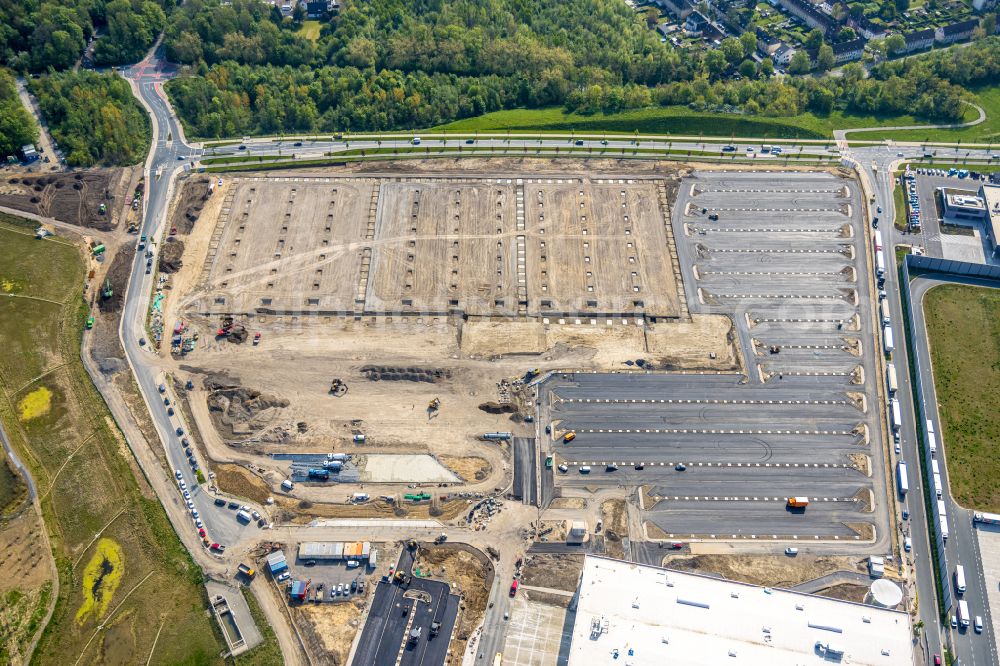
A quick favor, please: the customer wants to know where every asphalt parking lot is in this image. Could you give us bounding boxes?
[351,550,459,666]
[284,556,371,602]
[541,171,887,544]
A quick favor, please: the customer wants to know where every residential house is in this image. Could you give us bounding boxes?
[756,27,782,56]
[684,10,709,36]
[654,0,696,20]
[848,15,888,40]
[773,43,797,66]
[935,18,978,44]
[774,0,837,33]
[900,27,935,53]
[831,36,867,63]
[306,0,338,18]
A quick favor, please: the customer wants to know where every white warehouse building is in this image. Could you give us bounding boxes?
[567,556,914,666]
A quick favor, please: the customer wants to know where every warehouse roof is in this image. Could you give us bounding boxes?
[568,556,913,666]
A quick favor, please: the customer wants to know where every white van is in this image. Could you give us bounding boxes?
[579,466,591,474]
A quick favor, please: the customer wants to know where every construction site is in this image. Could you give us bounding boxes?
[153,161,742,505]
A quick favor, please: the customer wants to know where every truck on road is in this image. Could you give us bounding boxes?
[787,497,809,508]
[958,599,970,627]
[974,512,1000,525]
[890,398,901,431]
[886,363,897,395]
[883,325,894,354]
[896,461,908,495]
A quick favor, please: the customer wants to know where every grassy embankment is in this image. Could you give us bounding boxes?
[923,284,1000,512]
[0,213,225,664]
[436,85,999,144]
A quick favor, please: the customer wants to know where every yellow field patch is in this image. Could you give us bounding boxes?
[75,538,124,626]
[18,387,51,421]
[1,278,16,292]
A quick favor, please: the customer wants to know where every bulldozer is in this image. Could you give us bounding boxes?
[329,378,348,396]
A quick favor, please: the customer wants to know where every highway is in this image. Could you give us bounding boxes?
[910,274,998,666]
[855,143,999,666]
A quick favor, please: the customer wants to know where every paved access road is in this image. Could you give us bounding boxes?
[118,52,266,551]
[351,548,460,666]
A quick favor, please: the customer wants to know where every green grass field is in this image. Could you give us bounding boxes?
[865,86,1000,145]
[924,284,1000,513]
[297,20,322,41]
[0,213,226,665]
[435,104,983,141]
[435,85,1000,144]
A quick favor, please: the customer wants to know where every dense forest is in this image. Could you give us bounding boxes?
[27,71,150,166]
[0,0,171,71]
[0,69,38,157]
[163,0,999,138]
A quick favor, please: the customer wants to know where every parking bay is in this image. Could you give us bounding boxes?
[541,171,884,542]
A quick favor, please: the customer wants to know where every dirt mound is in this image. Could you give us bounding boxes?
[158,239,185,273]
[360,365,450,382]
[204,375,290,441]
[478,402,515,414]
[96,244,134,314]
[170,177,213,235]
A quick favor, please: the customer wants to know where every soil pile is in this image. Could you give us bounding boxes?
[204,375,290,441]
[158,239,184,273]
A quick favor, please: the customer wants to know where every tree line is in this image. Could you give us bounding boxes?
[0,0,169,71]
[0,68,38,157]
[28,71,150,166]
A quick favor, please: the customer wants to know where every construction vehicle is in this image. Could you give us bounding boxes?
[430,620,442,637]
[428,397,441,411]
[98,203,107,215]
[787,497,809,509]
[523,368,540,382]
[408,627,422,644]
[307,468,330,480]
[407,539,418,550]
[91,244,105,256]
[101,278,113,300]
[253,332,261,345]
[563,431,576,443]
[85,315,94,330]
[237,563,256,579]
[329,378,347,396]
[434,533,448,544]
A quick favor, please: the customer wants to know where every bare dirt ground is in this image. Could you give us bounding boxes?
[0,504,52,666]
[645,314,742,371]
[661,553,865,588]
[601,499,628,559]
[0,168,139,230]
[816,583,869,603]
[215,463,272,504]
[295,599,365,666]
[519,553,584,592]
[438,456,491,482]
[413,544,493,659]
[0,506,53,594]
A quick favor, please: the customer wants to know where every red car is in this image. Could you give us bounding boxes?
[669,542,685,549]
[211,543,226,552]
[933,655,941,666]
[198,528,206,538]
[509,580,519,597]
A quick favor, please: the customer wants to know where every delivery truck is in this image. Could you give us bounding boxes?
[896,461,909,495]
[787,497,809,508]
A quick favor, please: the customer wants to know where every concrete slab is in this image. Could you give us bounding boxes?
[359,454,459,483]
[205,579,263,656]
[502,595,574,666]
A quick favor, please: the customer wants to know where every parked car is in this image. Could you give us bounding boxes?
[785,547,799,556]
[277,572,290,582]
